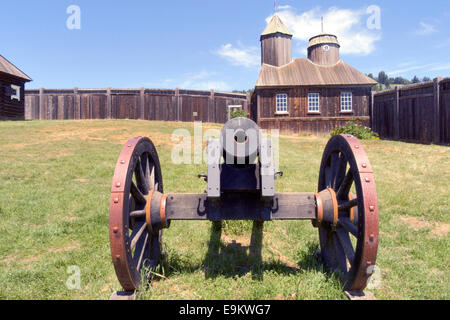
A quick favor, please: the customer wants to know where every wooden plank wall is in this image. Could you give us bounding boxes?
[0,74,26,120]
[24,88,249,124]
[255,86,372,134]
[373,77,449,145]
[260,117,370,135]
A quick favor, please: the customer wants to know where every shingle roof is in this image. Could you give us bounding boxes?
[0,55,32,81]
[256,58,377,87]
[308,34,340,48]
[261,14,293,37]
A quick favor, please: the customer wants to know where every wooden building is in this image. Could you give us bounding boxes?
[0,55,32,120]
[251,15,377,133]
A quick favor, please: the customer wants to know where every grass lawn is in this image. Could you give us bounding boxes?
[0,120,448,300]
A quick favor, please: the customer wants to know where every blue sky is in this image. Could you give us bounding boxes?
[1,0,449,90]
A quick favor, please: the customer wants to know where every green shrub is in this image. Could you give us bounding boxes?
[230,109,248,119]
[331,121,379,140]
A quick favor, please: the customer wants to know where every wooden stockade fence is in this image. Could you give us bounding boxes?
[25,88,249,124]
[372,77,450,145]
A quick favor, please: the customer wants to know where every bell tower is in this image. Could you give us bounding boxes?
[307,33,341,66]
[260,14,293,67]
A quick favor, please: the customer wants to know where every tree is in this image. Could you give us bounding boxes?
[377,71,388,85]
[394,77,410,85]
[422,77,431,82]
[411,76,420,83]
[367,73,375,80]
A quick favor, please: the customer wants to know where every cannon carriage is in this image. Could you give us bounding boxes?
[109,118,379,294]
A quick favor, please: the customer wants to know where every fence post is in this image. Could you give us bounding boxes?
[210,89,215,123]
[371,90,375,132]
[39,87,44,120]
[74,87,80,120]
[433,77,442,144]
[245,91,250,114]
[394,86,400,140]
[140,87,145,120]
[106,87,112,119]
[175,88,180,121]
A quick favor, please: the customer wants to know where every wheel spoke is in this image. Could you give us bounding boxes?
[133,232,149,270]
[330,153,340,188]
[336,228,355,264]
[332,232,349,273]
[338,217,358,237]
[325,166,332,188]
[149,234,161,265]
[148,165,155,190]
[337,169,354,200]
[131,182,146,204]
[136,156,149,194]
[130,209,146,219]
[339,198,358,211]
[130,221,148,250]
[334,154,347,190]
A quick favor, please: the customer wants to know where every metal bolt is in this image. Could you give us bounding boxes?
[120,160,125,164]
[116,182,121,187]
[365,178,370,183]
[369,205,375,212]
[362,163,367,168]
[369,234,375,242]
[113,227,119,233]
[113,198,119,204]
[355,145,359,149]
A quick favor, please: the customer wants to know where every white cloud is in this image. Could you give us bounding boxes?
[416,22,437,36]
[272,5,381,56]
[387,64,432,76]
[429,63,450,72]
[178,71,232,91]
[216,43,260,68]
[387,62,450,76]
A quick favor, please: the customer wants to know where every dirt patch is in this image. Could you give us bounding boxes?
[110,131,177,147]
[74,178,89,183]
[1,254,39,270]
[221,234,251,247]
[399,216,432,230]
[398,216,450,238]
[431,224,450,237]
[267,247,299,269]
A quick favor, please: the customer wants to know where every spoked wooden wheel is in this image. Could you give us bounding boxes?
[316,134,379,291]
[109,137,164,291]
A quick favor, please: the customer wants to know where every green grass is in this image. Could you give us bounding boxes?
[0,120,448,300]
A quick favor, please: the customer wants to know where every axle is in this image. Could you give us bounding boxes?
[140,189,342,233]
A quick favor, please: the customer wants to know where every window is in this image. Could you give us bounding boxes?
[340,92,353,112]
[276,94,288,113]
[308,93,320,113]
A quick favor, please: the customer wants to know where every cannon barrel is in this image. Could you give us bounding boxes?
[220,117,260,165]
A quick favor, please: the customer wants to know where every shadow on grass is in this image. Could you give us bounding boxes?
[160,222,330,282]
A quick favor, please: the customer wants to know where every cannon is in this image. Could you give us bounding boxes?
[109,118,379,295]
